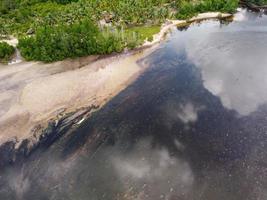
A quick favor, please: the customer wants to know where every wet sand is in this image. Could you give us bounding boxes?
[0,49,155,145]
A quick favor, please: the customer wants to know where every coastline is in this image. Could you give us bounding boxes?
[0,12,233,168]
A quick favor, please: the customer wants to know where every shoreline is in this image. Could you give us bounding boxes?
[0,12,233,168]
[2,12,233,65]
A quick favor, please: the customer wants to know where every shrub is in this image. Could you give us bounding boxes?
[18,20,141,62]
[0,42,15,62]
[18,20,100,62]
[176,0,238,19]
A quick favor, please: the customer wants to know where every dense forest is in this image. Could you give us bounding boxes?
[0,0,240,62]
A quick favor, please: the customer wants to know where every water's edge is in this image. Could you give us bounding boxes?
[0,105,99,169]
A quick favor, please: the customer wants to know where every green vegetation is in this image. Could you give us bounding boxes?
[176,0,238,19]
[0,42,15,63]
[18,20,144,62]
[0,0,173,37]
[125,26,161,42]
[1,0,238,62]
[248,0,267,5]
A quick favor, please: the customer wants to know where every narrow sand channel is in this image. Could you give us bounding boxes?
[0,12,232,149]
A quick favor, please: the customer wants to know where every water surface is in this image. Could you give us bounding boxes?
[1,10,267,200]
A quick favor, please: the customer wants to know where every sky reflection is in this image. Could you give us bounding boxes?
[184,11,267,116]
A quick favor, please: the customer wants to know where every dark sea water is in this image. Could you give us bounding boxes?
[1,10,267,200]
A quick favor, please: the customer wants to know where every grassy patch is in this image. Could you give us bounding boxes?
[125,25,161,42]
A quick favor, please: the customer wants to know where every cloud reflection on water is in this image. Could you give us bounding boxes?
[110,137,194,200]
[185,12,267,116]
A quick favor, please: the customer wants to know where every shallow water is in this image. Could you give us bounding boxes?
[1,10,267,200]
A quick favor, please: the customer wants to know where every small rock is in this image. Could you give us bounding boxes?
[102,11,115,23]
[26,28,35,35]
